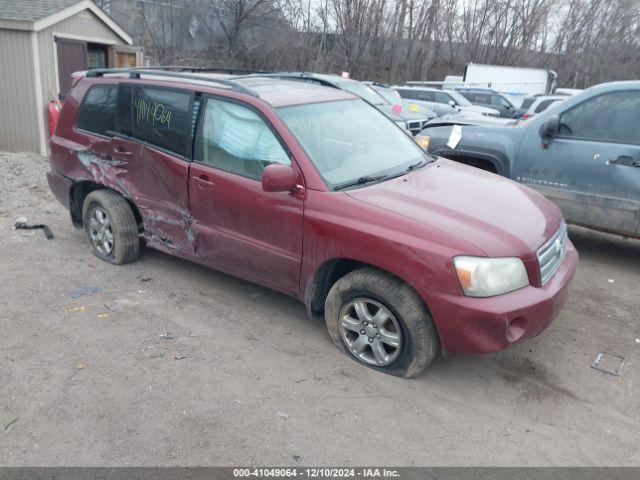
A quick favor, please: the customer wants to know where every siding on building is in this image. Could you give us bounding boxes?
[0,2,137,154]
[0,29,41,152]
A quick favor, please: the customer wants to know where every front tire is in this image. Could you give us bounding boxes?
[82,190,139,264]
[325,268,439,378]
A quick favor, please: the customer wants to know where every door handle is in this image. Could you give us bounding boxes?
[608,155,639,167]
[195,174,214,187]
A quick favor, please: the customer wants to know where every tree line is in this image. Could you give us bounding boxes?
[106,0,640,88]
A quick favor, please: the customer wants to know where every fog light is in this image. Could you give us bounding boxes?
[506,316,527,342]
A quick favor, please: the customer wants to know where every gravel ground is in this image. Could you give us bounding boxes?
[0,151,639,466]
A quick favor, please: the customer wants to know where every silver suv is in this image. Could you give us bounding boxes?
[394,86,500,118]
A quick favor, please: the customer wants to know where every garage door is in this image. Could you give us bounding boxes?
[56,38,87,99]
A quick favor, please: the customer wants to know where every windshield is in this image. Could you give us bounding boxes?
[446,90,472,106]
[339,81,387,106]
[374,87,402,105]
[278,99,428,190]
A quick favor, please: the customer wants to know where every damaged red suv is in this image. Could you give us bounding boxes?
[48,69,578,377]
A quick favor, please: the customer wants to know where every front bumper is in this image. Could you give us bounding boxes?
[418,241,578,354]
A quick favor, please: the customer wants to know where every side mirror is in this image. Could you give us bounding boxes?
[448,100,456,107]
[262,164,301,193]
[541,114,560,138]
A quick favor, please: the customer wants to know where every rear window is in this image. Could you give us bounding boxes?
[76,85,117,136]
[132,86,192,156]
[520,98,535,110]
[535,99,560,113]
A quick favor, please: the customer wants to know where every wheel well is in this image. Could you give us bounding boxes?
[306,259,365,314]
[69,181,142,228]
[445,155,498,173]
[306,259,426,316]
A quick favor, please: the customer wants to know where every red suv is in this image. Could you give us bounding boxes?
[47,69,578,377]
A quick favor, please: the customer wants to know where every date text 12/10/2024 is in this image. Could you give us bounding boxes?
[233,468,401,478]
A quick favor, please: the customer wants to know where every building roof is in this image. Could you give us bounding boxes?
[0,0,78,22]
[0,0,132,44]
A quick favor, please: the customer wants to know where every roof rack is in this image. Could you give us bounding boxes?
[118,66,272,75]
[234,72,339,88]
[85,68,259,97]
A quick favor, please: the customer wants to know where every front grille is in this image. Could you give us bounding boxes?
[408,119,428,134]
[537,221,568,285]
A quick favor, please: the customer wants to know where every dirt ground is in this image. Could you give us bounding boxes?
[0,151,639,467]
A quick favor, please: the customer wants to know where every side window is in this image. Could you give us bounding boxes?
[198,98,290,180]
[418,91,435,102]
[397,89,415,100]
[560,91,640,144]
[534,99,557,113]
[133,87,192,156]
[500,96,513,108]
[434,92,451,104]
[76,85,116,136]
[490,95,509,107]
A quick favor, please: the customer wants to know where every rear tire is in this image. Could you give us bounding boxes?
[324,268,439,378]
[82,190,139,264]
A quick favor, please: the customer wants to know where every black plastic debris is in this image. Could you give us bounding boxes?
[13,220,54,239]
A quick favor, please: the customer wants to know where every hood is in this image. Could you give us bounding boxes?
[425,114,518,128]
[346,159,562,258]
[403,102,437,119]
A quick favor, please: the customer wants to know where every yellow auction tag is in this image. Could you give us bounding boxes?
[409,103,421,113]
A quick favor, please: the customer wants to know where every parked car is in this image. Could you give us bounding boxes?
[257,72,431,135]
[48,68,577,377]
[394,86,500,118]
[365,81,438,121]
[420,81,640,239]
[516,95,566,119]
[455,87,518,118]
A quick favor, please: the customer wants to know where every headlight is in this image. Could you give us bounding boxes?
[453,256,529,297]
[415,134,429,150]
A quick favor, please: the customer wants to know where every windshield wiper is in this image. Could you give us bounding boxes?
[406,159,428,171]
[333,174,388,191]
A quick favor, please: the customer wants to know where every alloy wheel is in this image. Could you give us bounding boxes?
[339,298,403,366]
[88,206,114,256]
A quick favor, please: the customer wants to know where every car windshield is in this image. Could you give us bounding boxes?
[446,90,473,106]
[374,87,402,105]
[278,99,428,190]
[339,81,387,106]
